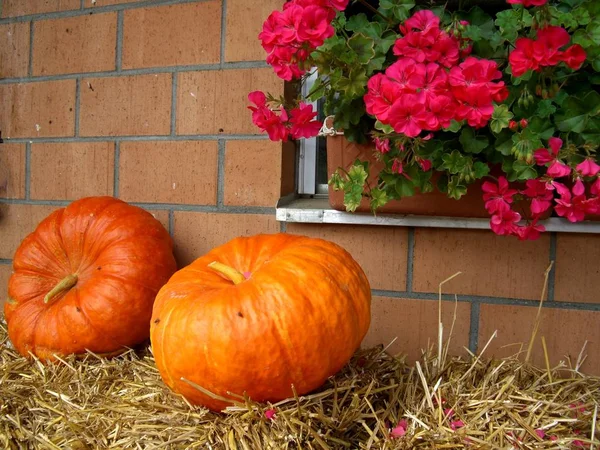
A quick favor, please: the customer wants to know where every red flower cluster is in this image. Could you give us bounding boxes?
[259,0,348,81]
[364,11,507,137]
[509,26,586,77]
[483,138,600,239]
[506,0,547,6]
[247,91,321,141]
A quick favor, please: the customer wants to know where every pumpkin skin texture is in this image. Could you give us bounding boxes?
[4,196,177,360]
[150,233,371,412]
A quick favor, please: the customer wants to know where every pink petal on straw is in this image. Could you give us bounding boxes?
[535,429,546,439]
[450,420,465,430]
[264,409,276,420]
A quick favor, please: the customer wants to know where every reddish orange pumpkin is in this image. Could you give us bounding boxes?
[4,196,177,360]
[150,233,371,411]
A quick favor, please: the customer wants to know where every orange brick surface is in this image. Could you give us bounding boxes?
[0,264,12,309]
[413,229,551,300]
[30,142,114,200]
[2,0,79,17]
[0,204,60,259]
[225,0,284,62]
[87,0,144,5]
[177,69,283,135]
[286,224,409,292]
[0,22,30,78]
[0,80,75,138]
[122,2,221,69]
[0,144,26,199]
[143,209,170,236]
[224,140,282,207]
[118,141,218,205]
[555,234,600,304]
[362,297,471,363]
[79,74,171,136]
[33,13,116,76]
[479,303,600,375]
[172,212,279,266]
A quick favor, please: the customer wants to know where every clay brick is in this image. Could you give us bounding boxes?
[119,141,218,205]
[555,234,600,304]
[177,69,283,135]
[2,0,79,17]
[30,142,114,200]
[0,144,26,199]
[225,0,284,62]
[479,303,600,375]
[172,212,279,266]
[0,80,76,138]
[79,74,171,136]
[0,22,30,78]
[362,296,471,363]
[0,204,60,259]
[224,140,282,207]
[413,229,550,300]
[33,13,116,76]
[286,224,408,291]
[122,2,221,69]
[0,264,12,308]
[143,209,170,236]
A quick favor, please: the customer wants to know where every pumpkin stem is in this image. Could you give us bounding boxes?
[44,274,78,304]
[208,261,245,285]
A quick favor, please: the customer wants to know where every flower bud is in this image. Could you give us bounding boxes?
[519,118,528,129]
[509,120,518,131]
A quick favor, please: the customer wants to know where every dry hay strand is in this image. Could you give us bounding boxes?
[0,318,598,450]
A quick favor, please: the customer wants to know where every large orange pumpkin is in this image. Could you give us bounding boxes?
[150,233,371,411]
[4,196,177,360]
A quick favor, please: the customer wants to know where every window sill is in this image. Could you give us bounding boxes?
[276,196,600,234]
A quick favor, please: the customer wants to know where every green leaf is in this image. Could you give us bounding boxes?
[459,128,489,154]
[395,176,415,198]
[555,96,590,133]
[473,161,491,179]
[378,0,415,22]
[347,163,368,186]
[441,150,469,174]
[335,68,369,99]
[444,120,463,133]
[572,7,591,25]
[535,99,557,118]
[495,9,531,40]
[512,160,538,180]
[374,120,394,134]
[581,116,600,144]
[494,130,515,156]
[447,176,467,200]
[345,14,371,33]
[370,187,389,211]
[572,28,596,48]
[490,104,514,134]
[528,116,556,140]
[347,33,376,65]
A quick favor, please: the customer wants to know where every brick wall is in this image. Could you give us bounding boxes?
[1,0,599,375]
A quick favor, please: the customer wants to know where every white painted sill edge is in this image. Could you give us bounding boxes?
[276,196,600,234]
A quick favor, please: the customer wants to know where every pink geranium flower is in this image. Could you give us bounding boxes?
[289,103,321,139]
[482,177,519,214]
[577,159,600,177]
[390,419,408,438]
[490,209,521,235]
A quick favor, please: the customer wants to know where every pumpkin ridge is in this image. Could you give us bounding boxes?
[155,302,178,389]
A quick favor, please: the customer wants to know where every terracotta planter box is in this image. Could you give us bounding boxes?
[326,136,490,218]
